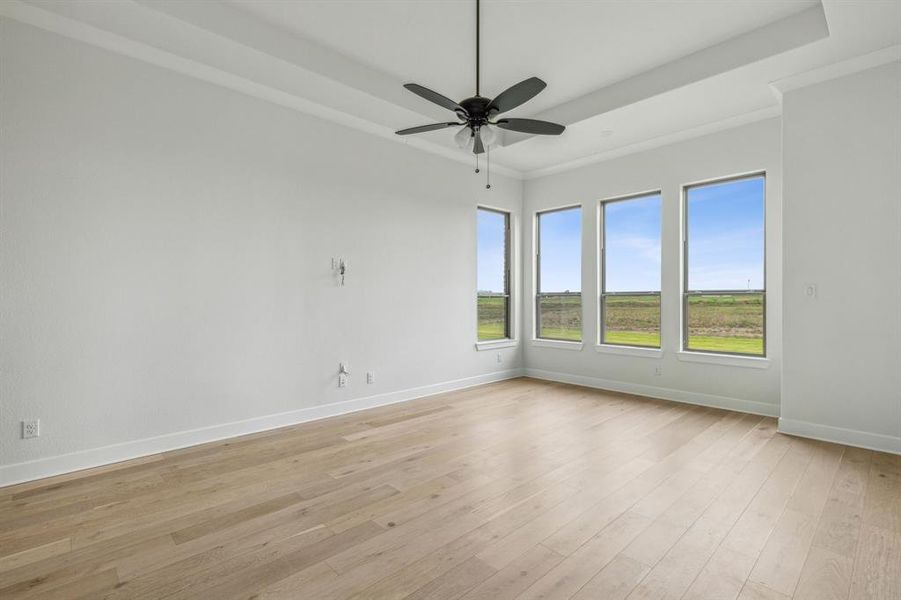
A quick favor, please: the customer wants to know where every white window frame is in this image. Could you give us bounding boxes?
[534,205,583,343]
[681,172,767,358]
[476,206,512,345]
[598,191,663,350]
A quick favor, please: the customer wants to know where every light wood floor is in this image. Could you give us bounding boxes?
[1,378,899,600]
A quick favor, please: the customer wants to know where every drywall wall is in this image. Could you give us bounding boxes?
[0,19,522,482]
[522,118,783,415]
[781,61,901,453]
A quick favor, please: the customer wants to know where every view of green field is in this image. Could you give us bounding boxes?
[603,295,660,347]
[477,295,508,340]
[605,331,660,346]
[478,293,763,355]
[685,293,763,354]
[538,294,582,341]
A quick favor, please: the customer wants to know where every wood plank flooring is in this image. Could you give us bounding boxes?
[1,378,898,599]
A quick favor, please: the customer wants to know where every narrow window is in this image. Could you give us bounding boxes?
[601,192,662,347]
[477,207,511,341]
[683,174,765,356]
[536,206,582,341]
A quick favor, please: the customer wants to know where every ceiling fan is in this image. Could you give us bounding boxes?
[395,0,565,163]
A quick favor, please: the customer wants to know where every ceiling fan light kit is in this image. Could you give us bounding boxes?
[395,0,565,189]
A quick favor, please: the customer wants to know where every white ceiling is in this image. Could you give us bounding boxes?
[5,0,901,177]
[225,0,817,114]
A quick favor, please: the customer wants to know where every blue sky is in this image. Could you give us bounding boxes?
[478,175,764,294]
[477,209,507,293]
[538,207,582,292]
[687,176,764,290]
[604,194,661,292]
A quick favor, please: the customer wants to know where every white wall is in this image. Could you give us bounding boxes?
[522,119,783,416]
[0,20,522,482]
[5,17,897,486]
[781,61,901,453]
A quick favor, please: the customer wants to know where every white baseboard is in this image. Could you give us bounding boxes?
[0,369,524,487]
[13,368,894,487]
[778,418,900,455]
[523,368,780,418]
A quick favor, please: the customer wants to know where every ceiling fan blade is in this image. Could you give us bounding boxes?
[395,122,461,136]
[403,83,465,114]
[495,118,565,135]
[486,77,546,115]
[473,129,485,154]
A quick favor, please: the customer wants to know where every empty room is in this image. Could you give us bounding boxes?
[1,0,900,599]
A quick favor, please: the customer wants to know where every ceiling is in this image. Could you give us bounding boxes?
[225,0,817,115]
[5,0,901,177]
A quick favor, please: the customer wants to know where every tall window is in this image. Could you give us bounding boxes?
[601,192,662,347]
[683,174,765,356]
[477,207,510,341]
[536,206,581,341]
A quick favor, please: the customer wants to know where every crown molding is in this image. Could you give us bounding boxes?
[769,44,901,98]
[524,106,781,180]
[0,1,525,179]
[4,1,895,182]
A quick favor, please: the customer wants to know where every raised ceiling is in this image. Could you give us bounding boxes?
[4,0,900,177]
[225,0,818,114]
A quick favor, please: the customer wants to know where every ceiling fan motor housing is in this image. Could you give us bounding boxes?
[459,96,495,125]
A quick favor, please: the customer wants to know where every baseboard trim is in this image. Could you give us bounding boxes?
[778,418,900,455]
[0,369,524,487]
[523,368,780,418]
[15,369,895,486]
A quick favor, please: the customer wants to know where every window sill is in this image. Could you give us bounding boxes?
[677,351,770,369]
[595,344,662,359]
[531,339,584,351]
[474,339,518,351]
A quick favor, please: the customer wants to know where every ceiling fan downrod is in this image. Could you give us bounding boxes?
[476,0,480,97]
[477,0,490,189]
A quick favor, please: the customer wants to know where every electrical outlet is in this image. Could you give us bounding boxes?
[654,366,663,377]
[805,283,817,299]
[496,353,502,363]
[338,373,347,388]
[22,419,40,439]
[366,371,375,384]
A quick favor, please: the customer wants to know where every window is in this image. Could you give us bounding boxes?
[536,206,582,341]
[600,192,662,347]
[683,174,765,356]
[477,207,511,341]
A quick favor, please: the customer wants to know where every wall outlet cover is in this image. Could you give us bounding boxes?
[22,419,40,439]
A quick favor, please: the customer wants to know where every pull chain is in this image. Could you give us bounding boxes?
[485,144,491,189]
[475,153,480,174]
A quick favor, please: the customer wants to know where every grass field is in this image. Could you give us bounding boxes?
[685,293,764,354]
[477,296,508,340]
[538,294,582,341]
[685,334,763,354]
[603,295,660,347]
[478,293,763,355]
[604,330,661,347]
